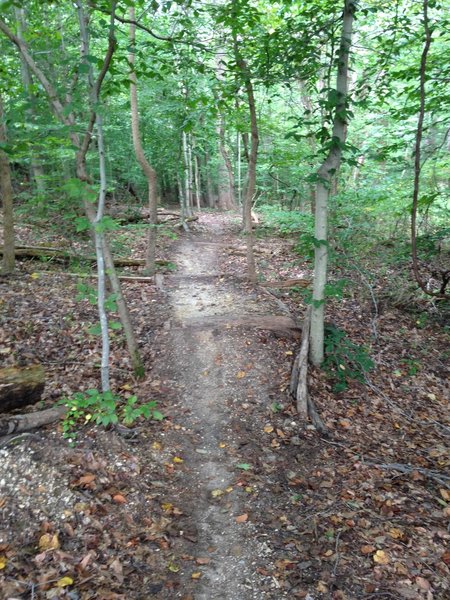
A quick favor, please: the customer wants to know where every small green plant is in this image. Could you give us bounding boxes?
[399,358,421,376]
[60,389,164,442]
[322,324,374,392]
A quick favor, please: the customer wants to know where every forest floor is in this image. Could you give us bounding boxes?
[0,211,449,600]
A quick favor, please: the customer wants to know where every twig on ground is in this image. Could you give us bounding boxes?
[366,461,450,488]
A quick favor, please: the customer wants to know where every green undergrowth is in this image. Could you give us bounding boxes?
[59,389,164,443]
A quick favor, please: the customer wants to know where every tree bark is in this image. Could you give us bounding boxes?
[0,7,144,378]
[15,7,46,194]
[234,40,258,283]
[0,405,66,436]
[217,115,236,210]
[0,94,15,275]
[129,7,158,275]
[410,0,449,299]
[77,0,111,391]
[182,131,194,217]
[309,0,356,366]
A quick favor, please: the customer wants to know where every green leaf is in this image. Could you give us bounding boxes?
[236,463,252,471]
[87,323,102,335]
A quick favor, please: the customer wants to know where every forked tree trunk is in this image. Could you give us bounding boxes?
[0,94,15,275]
[129,7,158,275]
[309,0,356,366]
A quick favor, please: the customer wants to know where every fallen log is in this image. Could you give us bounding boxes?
[0,405,66,437]
[35,271,158,283]
[180,314,302,339]
[0,246,171,268]
[0,365,45,413]
[260,278,311,289]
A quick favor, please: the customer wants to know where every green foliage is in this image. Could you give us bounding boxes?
[60,389,164,442]
[322,324,374,392]
[76,283,117,311]
[259,205,314,236]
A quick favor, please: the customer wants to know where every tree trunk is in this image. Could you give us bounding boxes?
[204,151,216,208]
[234,40,258,283]
[194,152,201,210]
[129,7,158,275]
[15,7,46,194]
[77,0,111,391]
[0,365,45,413]
[0,94,15,275]
[217,115,236,210]
[0,8,144,378]
[182,132,194,217]
[309,0,356,366]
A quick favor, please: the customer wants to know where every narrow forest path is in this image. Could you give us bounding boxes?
[152,217,297,599]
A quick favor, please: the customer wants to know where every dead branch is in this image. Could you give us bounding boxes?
[367,461,450,489]
[0,405,66,437]
[0,246,171,268]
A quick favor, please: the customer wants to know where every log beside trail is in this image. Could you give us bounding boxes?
[0,246,172,268]
[0,405,66,437]
[0,364,45,413]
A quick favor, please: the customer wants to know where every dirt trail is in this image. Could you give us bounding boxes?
[156,222,291,599]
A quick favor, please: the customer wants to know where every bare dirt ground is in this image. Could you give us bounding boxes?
[0,212,449,599]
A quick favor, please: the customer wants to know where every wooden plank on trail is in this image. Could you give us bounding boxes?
[177,314,301,338]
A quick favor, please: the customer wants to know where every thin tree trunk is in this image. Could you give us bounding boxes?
[129,6,158,275]
[410,0,449,299]
[0,4,143,377]
[237,132,242,206]
[182,131,193,217]
[204,151,215,207]
[194,152,201,210]
[76,0,110,391]
[15,7,46,194]
[187,134,195,210]
[94,113,110,392]
[217,116,236,210]
[310,0,356,366]
[234,38,257,283]
[0,94,15,275]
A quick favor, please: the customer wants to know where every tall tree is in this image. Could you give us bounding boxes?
[129,6,159,276]
[0,4,144,378]
[309,0,357,366]
[0,93,15,275]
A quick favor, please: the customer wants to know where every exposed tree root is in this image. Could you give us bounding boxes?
[290,307,327,434]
